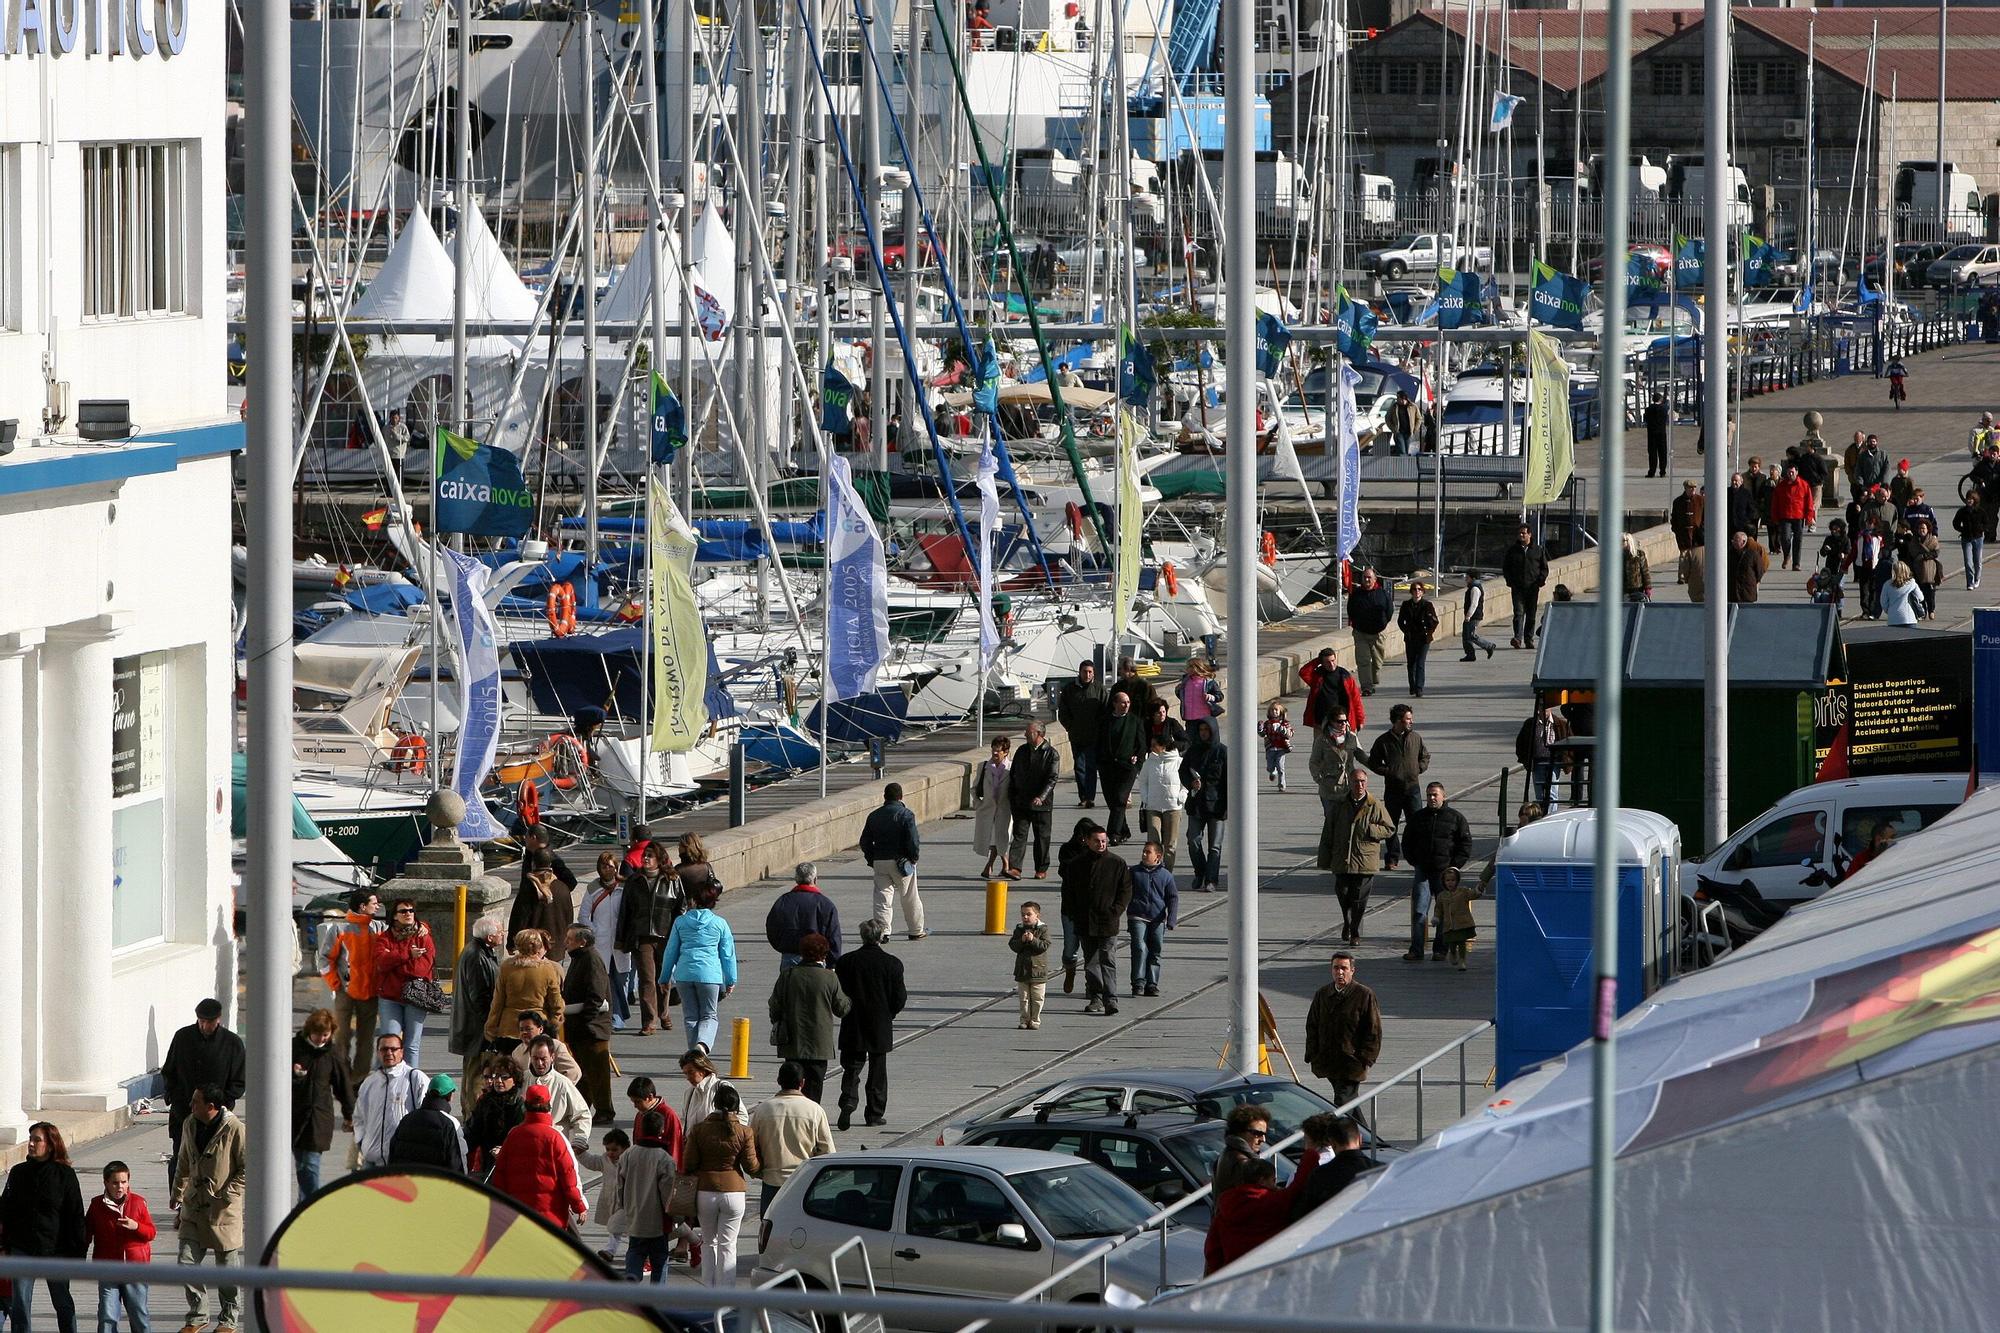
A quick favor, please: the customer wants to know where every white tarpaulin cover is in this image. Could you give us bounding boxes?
[1166,780,2000,1331]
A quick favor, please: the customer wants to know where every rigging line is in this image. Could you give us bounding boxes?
[781,0,977,557]
[837,0,1059,583]
[922,0,1113,554]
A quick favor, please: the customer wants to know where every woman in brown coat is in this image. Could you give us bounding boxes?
[484,929,565,1055]
[682,1083,759,1286]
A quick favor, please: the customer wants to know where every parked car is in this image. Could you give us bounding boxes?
[1358,232,1491,279]
[1677,773,1965,907]
[1584,242,1671,283]
[1866,242,1946,288]
[957,1110,1395,1225]
[1926,243,2000,287]
[751,1147,1206,1330]
[950,1068,1354,1147]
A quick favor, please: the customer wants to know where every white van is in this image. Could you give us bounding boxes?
[1676,773,1966,906]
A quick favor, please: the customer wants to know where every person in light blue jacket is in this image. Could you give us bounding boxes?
[658,879,738,1053]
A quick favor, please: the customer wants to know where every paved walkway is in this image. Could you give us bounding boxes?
[24,338,2000,1326]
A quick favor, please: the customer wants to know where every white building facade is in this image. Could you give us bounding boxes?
[0,0,237,1140]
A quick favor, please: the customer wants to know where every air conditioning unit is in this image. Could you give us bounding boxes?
[1784,119,1807,141]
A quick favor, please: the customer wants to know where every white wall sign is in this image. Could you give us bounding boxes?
[1,0,189,58]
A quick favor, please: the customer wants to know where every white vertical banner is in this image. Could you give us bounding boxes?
[438,547,507,841]
[649,474,708,752]
[1115,408,1143,638]
[824,455,891,701]
[1335,362,1364,564]
[975,437,1002,670]
[1265,378,1323,533]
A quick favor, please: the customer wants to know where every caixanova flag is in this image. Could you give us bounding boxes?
[435,428,534,537]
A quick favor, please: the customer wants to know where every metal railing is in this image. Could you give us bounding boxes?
[952,1019,1495,1333]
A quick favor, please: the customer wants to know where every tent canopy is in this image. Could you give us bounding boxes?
[1532,600,1843,691]
[1165,781,2000,1332]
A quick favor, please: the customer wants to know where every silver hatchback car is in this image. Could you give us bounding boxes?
[751,1146,1206,1331]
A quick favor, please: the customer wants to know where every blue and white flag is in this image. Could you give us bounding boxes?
[1334,362,1363,564]
[1674,233,1705,289]
[822,364,855,433]
[1255,310,1292,375]
[1489,93,1525,133]
[1530,260,1589,330]
[1857,271,1884,307]
[435,428,534,538]
[1435,266,1490,330]
[1118,324,1156,408]
[439,547,507,841]
[1335,285,1378,358]
[824,455,890,701]
[972,340,1002,416]
[650,371,686,465]
[975,436,1002,671]
[1793,284,1815,315]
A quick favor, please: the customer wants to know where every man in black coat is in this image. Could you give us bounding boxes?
[1056,660,1109,806]
[1344,568,1395,696]
[1501,525,1549,649]
[834,920,908,1131]
[1075,828,1135,1016]
[765,861,845,969]
[562,924,616,1122]
[1007,722,1062,878]
[450,916,503,1114]
[1289,1114,1374,1221]
[387,1075,468,1173]
[161,998,247,1191]
[1643,391,1669,477]
[1399,782,1471,961]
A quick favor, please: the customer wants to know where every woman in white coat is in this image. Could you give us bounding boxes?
[1882,561,1927,626]
[971,736,1013,878]
[1134,733,1190,870]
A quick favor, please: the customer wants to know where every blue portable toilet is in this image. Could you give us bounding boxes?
[1493,809,1681,1084]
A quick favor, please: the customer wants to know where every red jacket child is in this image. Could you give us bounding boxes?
[85,1176,157,1264]
[488,1086,587,1229]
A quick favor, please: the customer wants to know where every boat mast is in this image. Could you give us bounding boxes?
[679,0,697,512]
[583,10,602,572]
[640,0,675,828]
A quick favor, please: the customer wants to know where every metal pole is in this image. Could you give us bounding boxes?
[454,0,474,436]
[640,0,672,829]
[1936,0,1948,234]
[1702,0,1729,855]
[742,0,770,626]
[245,0,295,1260]
[1589,3,1634,1327]
[863,0,890,471]
[904,0,925,474]
[1223,0,1259,1076]
[679,0,697,512]
[583,11,601,571]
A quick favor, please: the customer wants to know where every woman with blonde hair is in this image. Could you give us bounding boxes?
[484,928,564,1055]
[1882,560,1926,625]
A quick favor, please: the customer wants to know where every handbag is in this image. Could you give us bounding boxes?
[403,976,449,1013]
[667,1175,699,1218]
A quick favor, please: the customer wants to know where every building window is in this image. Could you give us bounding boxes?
[82,142,192,321]
[1762,62,1797,98]
[1651,63,1683,98]
[1421,60,1442,96]
[1387,61,1418,97]
[0,146,15,331]
[1688,62,1704,96]
[111,651,172,950]
[1352,58,1384,96]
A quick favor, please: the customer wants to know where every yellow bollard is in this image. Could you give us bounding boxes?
[985,879,1009,935]
[453,884,468,970]
[730,1017,752,1079]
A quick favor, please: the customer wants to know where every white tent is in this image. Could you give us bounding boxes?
[453,203,539,323]
[595,203,734,329]
[1165,780,2000,1331]
[348,206,458,322]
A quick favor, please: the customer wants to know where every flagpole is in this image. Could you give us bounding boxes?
[820,446,832,799]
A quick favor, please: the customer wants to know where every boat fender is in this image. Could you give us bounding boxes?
[546,582,578,636]
[1161,562,1180,596]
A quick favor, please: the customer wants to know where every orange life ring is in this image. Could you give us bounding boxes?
[1260,531,1278,566]
[1161,562,1179,596]
[546,582,578,636]
[517,778,542,827]
[389,732,428,775]
[549,733,590,789]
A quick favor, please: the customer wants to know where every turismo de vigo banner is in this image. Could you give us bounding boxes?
[1115,409,1144,638]
[1523,329,1575,506]
[1335,361,1364,563]
[648,476,707,753]
[825,454,890,701]
[435,428,534,538]
[439,548,506,841]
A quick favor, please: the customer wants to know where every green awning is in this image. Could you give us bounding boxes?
[231,752,324,840]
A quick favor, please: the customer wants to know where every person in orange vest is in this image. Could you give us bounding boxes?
[317,889,387,1082]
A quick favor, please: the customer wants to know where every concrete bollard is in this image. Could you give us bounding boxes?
[985,879,1008,934]
[730,1017,752,1080]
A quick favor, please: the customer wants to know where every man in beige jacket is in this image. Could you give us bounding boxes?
[172,1085,246,1333]
[747,1062,836,1214]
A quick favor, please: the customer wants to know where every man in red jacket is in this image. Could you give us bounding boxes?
[489,1085,587,1230]
[1300,648,1365,732]
[1769,461,1814,571]
[86,1160,155,1332]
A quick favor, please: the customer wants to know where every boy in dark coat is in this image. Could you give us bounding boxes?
[833,921,908,1130]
